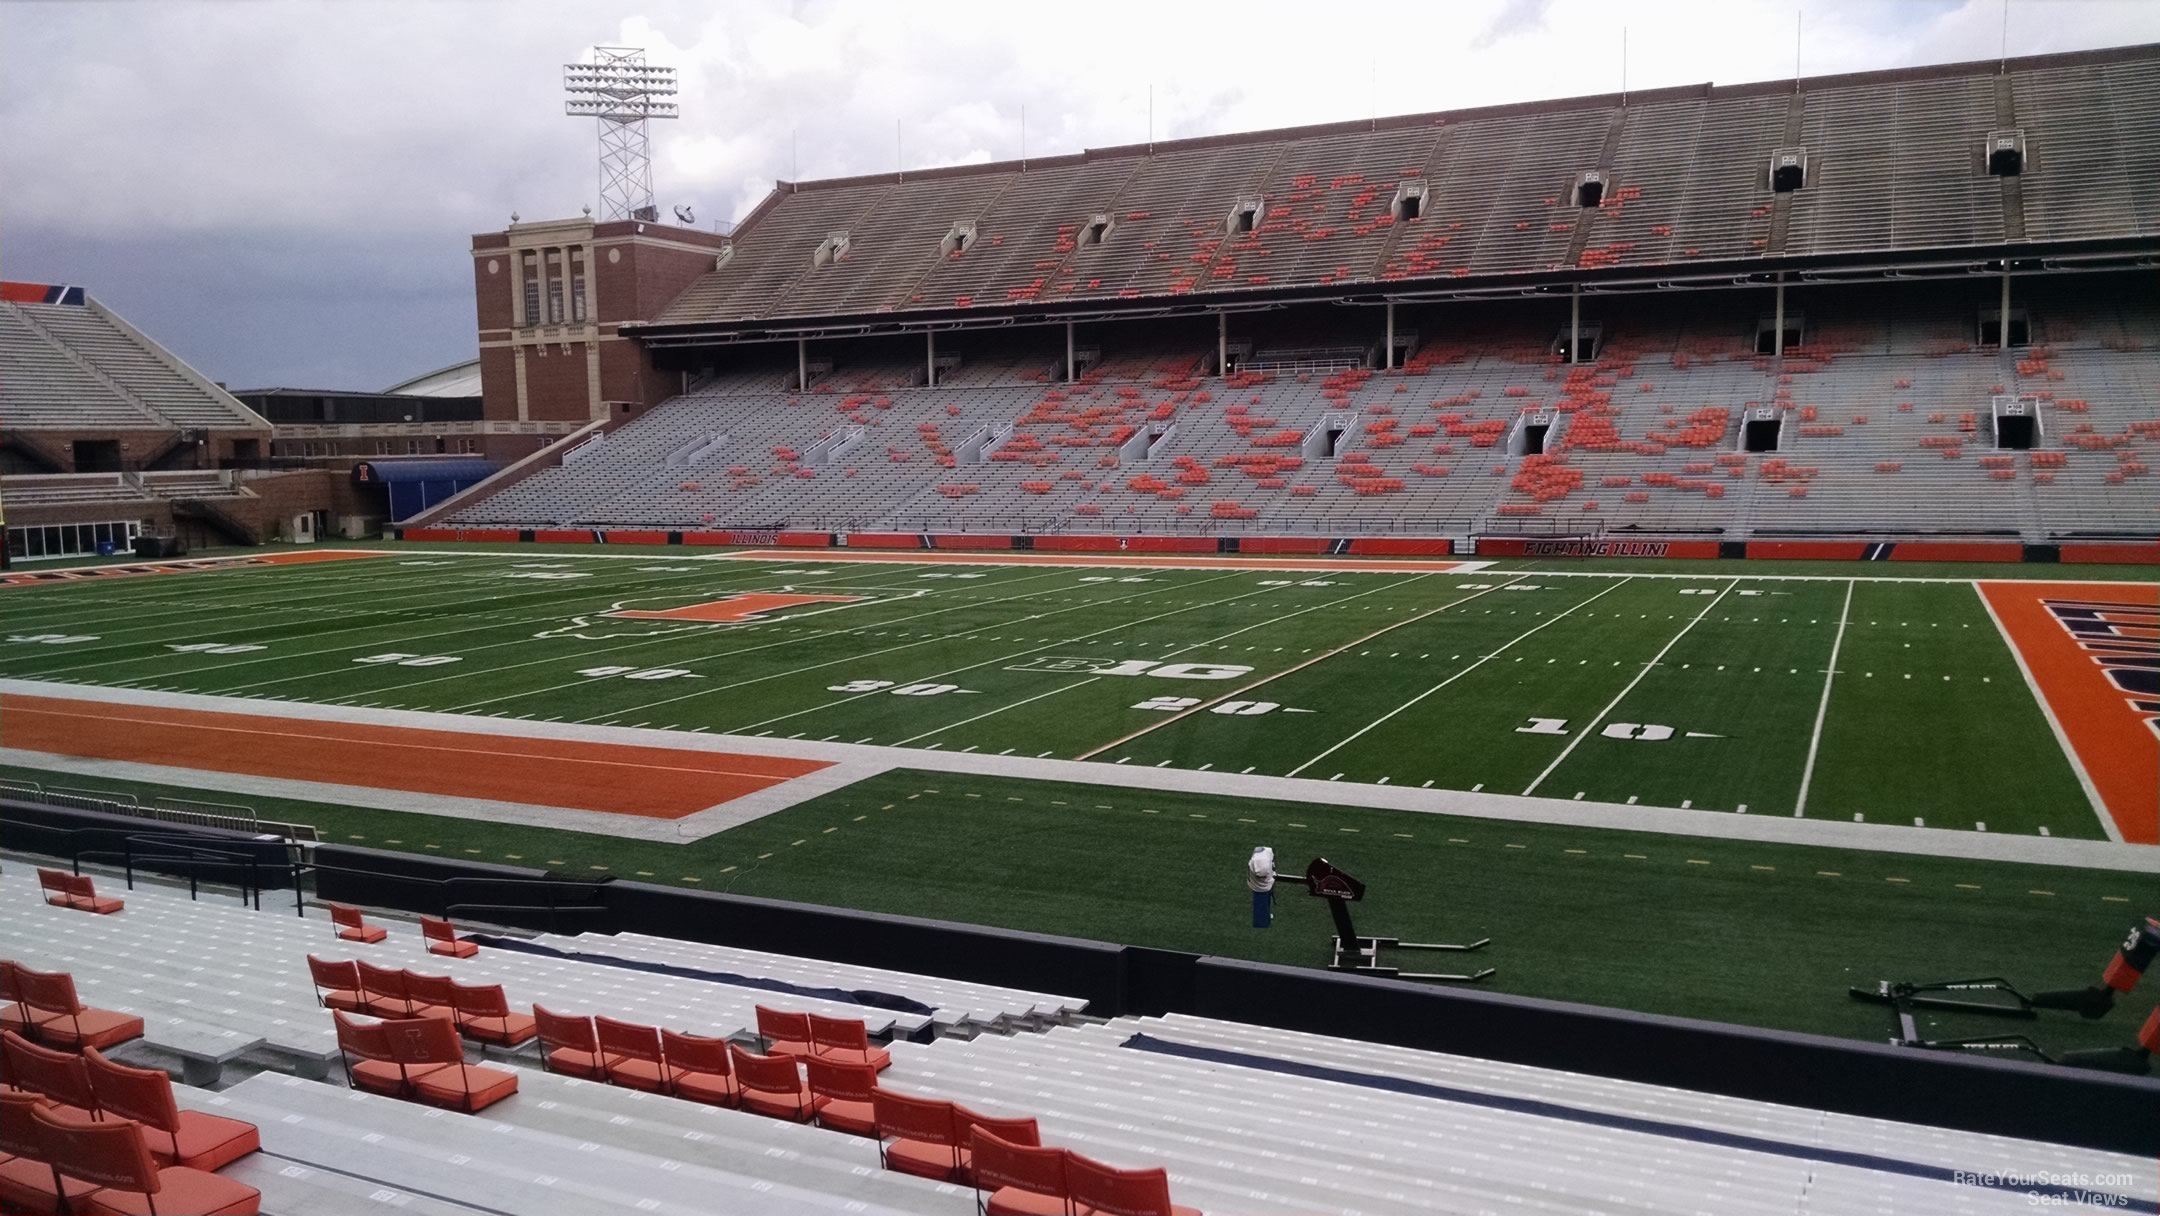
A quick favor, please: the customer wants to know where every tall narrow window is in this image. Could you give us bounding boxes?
[520,253,541,326]
[546,251,565,323]
[569,248,589,322]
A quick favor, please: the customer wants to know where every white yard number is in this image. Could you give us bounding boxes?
[824,680,969,697]
[353,653,461,667]
[578,666,696,680]
[1601,723,1675,740]
[1679,588,1717,596]
[1515,717,1572,735]
[7,634,97,645]
[1499,584,1543,592]
[166,642,265,655]
[1134,696,1202,712]
[1212,700,1279,715]
[1099,660,1250,680]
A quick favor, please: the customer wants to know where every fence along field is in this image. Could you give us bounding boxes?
[0,548,2144,843]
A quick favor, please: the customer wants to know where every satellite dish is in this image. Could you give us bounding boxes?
[674,204,696,224]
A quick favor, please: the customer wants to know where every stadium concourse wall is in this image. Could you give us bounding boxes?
[395,524,2160,564]
[6,802,2156,1154]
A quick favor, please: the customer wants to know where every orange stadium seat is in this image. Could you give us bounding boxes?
[420,917,477,959]
[328,903,386,944]
[531,1006,605,1080]
[31,1099,261,1216]
[593,1016,668,1093]
[729,1043,815,1123]
[658,1028,740,1108]
[84,1048,258,1173]
[971,1128,1070,1216]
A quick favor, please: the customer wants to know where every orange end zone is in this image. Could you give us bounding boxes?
[0,550,381,588]
[725,549,1481,575]
[0,693,829,820]
[1979,582,2160,844]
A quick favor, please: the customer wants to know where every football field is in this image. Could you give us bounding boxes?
[1,545,2149,842]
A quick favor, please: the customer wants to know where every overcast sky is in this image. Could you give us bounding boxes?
[3,0,2157,391]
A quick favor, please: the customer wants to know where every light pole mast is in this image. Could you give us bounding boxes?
[563,47,679,221]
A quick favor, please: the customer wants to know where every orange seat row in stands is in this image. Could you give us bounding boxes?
[1,1032,260,1214]
[327,904,474,958]
[879,1095,1202,1216]
[37,869,122,915]
[305,958,535,1052]
[331,1011,518,1115]
[0,961,142,1053]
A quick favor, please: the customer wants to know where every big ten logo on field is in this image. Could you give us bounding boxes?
[1004,656,1255,680]
[532,585,924,641]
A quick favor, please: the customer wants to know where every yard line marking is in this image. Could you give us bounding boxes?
[1792,578,1856,819]
[893,679,1101,746]
[1063,571,1460,759]
[1522,578,1738,797]
[1286,578,1630,778]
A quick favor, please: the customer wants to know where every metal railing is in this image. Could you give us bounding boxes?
[0,779,317,843]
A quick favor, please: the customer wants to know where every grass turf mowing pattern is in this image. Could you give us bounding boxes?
[0,551,2115,838]
[5,759,2153,1051]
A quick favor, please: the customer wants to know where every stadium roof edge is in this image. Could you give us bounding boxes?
[738,40,2160,202]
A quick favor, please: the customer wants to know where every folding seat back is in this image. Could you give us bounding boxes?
[33,1099,262,1216]
[0,959,54,1036]
[593,1016,667,1092]
[957,1105,1041,1148]
[332,1009,398,1093]
[304,956,364,1011]
[329,903,386,943]
[1066,1153,1184,1216]
[354,959,413,1016]
[83,1045,179,1130]
[383,1016,464,1069]
[2,1029,96,1112]
[421,916,477,958]
[728,1043,814,1121]
[0,1089,42,1157]
[807,1012,869,1054]
[657,1028,737,1106]
[62,873,122,913]
[36,868,71,906]
[448,981,534,1049]
[401,971,456,1014]
[805,1055,879,1136]
[380,1013,519,1112]
[873,1087,964,1181]
[0,1090,103,1214]
[754,1005,811,1056]
[532,1005,603,1079]
[971,1128,1072,1215]
[11,966,141,1051]
[82,1045,259,1172]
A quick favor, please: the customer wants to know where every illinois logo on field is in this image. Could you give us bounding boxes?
[534,585,921,640]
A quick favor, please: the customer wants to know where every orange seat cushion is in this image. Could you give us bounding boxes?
[0,1152,105,1215]
[0,1003,58,1032]
[668,1070,739,1107]
[460,1013,535,1048]
[153,1110,261,1173]
[817,1097,877,1137]
[884,1137,963,1181]
[543,1047,607,1081]
[35,1008,145,1051]
[80,1165,260,1216]
[764,1037,811,1059]
[318,989,367,1015]
[350,1059,450,1096]
[337,925,387,944]
[739,1085,818,1122]
[411,1064,518,1113]
[989,1189,1072,1216]
[602,1056,668,1093]
[815,1044,892,1072]
[427,940,478,959]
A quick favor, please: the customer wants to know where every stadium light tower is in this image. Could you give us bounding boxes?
[563,46,679,222]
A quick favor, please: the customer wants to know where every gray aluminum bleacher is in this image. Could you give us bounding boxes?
[10,299,267,431]
[0,302,166,430]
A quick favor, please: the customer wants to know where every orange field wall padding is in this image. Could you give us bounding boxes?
[1345,538,1455,556]
[2061,544,2160,565]
[1031,535,1125,552]
[1238,537,1331,555]
[1746,541,1871,561]
[531,529,592,545]
[1120,536,1218,553]
[1889,542,2023,562]
[604,530,668,545]
[841,532,925,549]
[1477,538,1720,559]
[929,534,1016,550]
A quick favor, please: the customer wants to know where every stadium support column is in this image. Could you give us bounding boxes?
[2000,269,2012,351]
[926,330,936,387]
[1773,273,1787,358]
[796,338,808,391]
[1569,285,1582,366]
[1065,322,1075,383]
[1383,301,1396,371]
[1217,311,1228,377]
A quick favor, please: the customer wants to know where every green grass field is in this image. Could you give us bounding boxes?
[0,546,2116,834]
[3,545,2153,1048]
